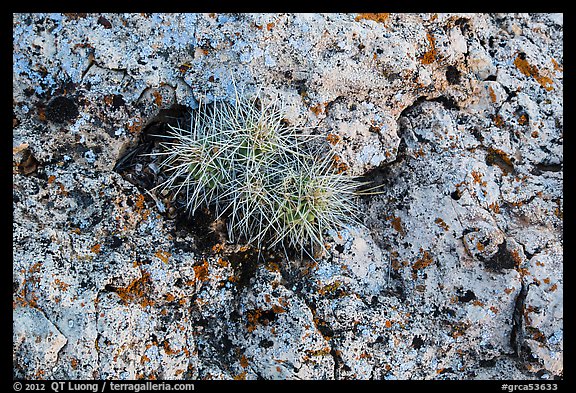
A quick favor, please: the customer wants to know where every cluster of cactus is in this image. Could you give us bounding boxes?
[152,87,365,255]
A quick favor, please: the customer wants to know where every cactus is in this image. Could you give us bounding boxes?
[151,85,367,255]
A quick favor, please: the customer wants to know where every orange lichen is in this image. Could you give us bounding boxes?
[412,249,434,270]
[13,276,40,309]
[216,257,229,267]
[125,193,151,222]
[246,309,263,332]
[488,86,497,103]
[154,250,171,264]
[54,279,70,291]
[90,244,101,254]
[517,267,531,278]
[114,272,155,308]
[47,175,56,184]
[127,117,144,134]
[471,170,487,186]
[318,281,342,296]
[57,183,69,196]
[355,13,390,24]
[212,243,224,253]
[510,249,523,266]
[420,32,437,65]
[134,194,146,210]
[492,114,505,127]
[164,292,175,302]
[246,307,284,332]
[310,102,326,116]
[384,320,392,328]
[489,202,500,213]
[331,154,349,174]
[266,22,275,31]
[486,147,514,175]
[390,216,405,236]
[152,91,163,106]
[163,340,181,356]
[548,283,558,292]
[240,355,249,368]
[193,260,209,282]
[518,113,529,125]
[413,147,426,158]
[233,371,247,380]
[326,133,341,145]
[551,58,563,72]
[514,54,554,91]
[434,217,450,231]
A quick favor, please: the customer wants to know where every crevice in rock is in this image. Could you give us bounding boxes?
[510,280,531,358]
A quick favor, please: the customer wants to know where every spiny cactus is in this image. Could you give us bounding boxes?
[151,85,368,256]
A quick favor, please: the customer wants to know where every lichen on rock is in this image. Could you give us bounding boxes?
[13,13,562,380]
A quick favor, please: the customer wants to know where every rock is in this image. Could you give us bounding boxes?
[13,13,562,380]
[13,306,68,377]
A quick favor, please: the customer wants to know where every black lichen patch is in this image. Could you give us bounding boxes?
[314,317,334,340]
[45,96,79,123]
[456,288,477,303]
[97,15,113,29]
[174,208,222,254]
[259,339,274,348]
[531,162,562,175]
[411,335,425,349]
[450,189,462,200]
[446,65,461,85]
[109,94,126,111]
[225,247,282,288]
[482,240,516,272]
[108,235,124,249]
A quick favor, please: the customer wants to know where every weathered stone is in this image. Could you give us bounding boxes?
[13,13,562,380]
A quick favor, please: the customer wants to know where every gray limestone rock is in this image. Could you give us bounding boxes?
[13,13,562,380]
